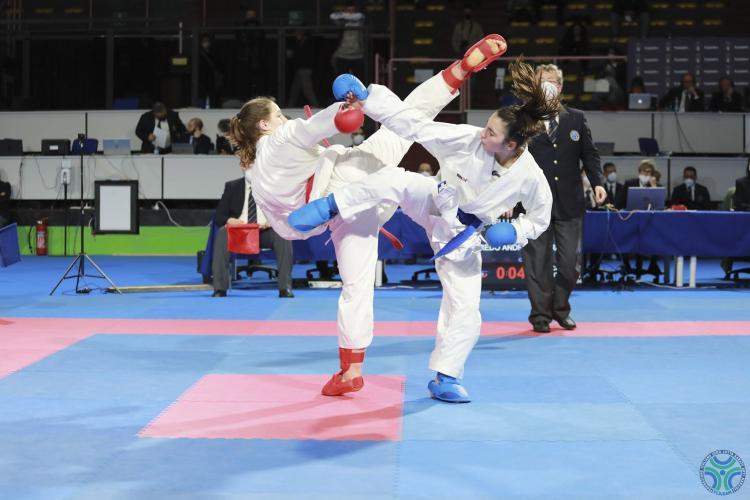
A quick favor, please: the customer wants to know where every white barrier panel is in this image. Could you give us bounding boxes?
[467,110,747,154]
[0,155,161,200]
[6,153,742,202]
[585,112,649,153]
[654,112,745,155]
[162,155,240,199]
[85,156,162,201]
[0,111,86,152]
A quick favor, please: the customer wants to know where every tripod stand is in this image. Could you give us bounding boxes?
[50,134,119,295]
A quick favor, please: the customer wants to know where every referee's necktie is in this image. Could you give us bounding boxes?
[548,118,558,143]
[246,187,257,223]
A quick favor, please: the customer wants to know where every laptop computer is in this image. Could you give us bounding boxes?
[626,187,666,211]
[171,142,195,154]
[595,142,615,156]
[41,139,70,156]
[628,93,652,110]
[102,139,131,156]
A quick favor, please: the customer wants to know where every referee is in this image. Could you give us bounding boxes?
[524,64,606,333]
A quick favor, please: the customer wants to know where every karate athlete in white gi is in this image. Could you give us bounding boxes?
[228,35,507,397]
[289,59,556,402]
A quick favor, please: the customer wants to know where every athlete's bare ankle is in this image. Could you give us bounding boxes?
[341,362,363,382]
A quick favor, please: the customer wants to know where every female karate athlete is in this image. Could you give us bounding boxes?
[289,58,557,402]
[228,35,507,397]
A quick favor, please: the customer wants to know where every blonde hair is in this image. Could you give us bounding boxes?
[228,97,276,167]
[638,159,656,173]
[494,58,560,147]
[536,63,563,84]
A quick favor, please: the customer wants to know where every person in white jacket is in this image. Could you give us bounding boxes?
[289,59,556,402]
[228,35,507,397]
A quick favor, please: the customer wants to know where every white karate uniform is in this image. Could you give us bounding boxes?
[249,73,457,350]
[331,83,553,377]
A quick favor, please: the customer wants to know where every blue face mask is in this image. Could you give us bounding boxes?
[684,178,695,188]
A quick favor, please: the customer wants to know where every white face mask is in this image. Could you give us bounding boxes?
[607,172,617,183]
[352,134,365,146]
[420,170,432,177]
[684,178,695,188]
[542,80,560,101]
[639,174,651,185]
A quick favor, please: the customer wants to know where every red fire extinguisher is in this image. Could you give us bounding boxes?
[36,218,48,256]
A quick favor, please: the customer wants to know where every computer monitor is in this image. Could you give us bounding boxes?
[171,142,195,154]
[628,93,652,110]
[41,139,70,156]
[102,139,131,156]
[626,187,667,211]
[0,139,23,156]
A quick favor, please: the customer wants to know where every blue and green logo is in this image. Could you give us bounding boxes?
[700,450,746,496]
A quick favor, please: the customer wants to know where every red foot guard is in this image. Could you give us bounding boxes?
[321,348,365,396]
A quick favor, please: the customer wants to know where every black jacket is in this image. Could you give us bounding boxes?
[191,134,213,155]
[135,110,188,153]
[0,180,10,221]
[603,180,626,209]
[215,178,256,227]
[658,86,705,112]
[670,183,711,210]
[734,176,750,212]
[709,91,743,113]
[528,106,603,220]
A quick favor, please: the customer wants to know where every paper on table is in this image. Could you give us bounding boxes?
[152,126,168,149]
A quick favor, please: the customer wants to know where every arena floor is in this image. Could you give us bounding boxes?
[1,256,748,499]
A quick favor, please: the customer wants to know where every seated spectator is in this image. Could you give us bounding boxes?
[0,179,10,227]
[135,101,187,154]
[734,158,750,212]
[611,0,649,38]
[417,162,435,176]
[710,77,743,113]
[216,119,234,155]
[624,159,663,278]
[658,73,705,112]
[602,162,626,209]
[186,118,214,154]
[628,76,654,110]
[507,0,535,22]
[670,166,711,210]
[452,7,484,56]
[212,162,294,298]
[624,159,659,193]
[286,30,319,107]
[330,2,365,75]
[629,76,646,94]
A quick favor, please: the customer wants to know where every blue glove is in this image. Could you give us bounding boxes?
[332,74,369,101]
[485,221,517,247]
[430,212,483,262]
